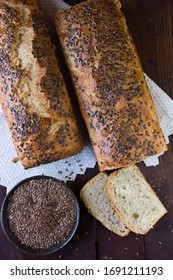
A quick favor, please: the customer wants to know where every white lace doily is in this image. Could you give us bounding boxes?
[1,74,173,191]
[144,74,173,166]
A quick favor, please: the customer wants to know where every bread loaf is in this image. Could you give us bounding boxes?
[55,0,167,171]
[0,0,83,168]
[80,172,129,236]
[106,165,167,234]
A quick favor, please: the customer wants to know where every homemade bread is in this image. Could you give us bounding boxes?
[80,172,130,236]
[0,0,83,168]
[55,0,167,171]
[106,165,167,234]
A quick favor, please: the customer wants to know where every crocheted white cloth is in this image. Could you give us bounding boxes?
[143,74,173,166]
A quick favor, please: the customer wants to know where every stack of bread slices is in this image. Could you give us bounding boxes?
[80,165,167,236]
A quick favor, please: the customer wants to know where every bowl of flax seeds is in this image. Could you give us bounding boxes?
[0,175,80,255]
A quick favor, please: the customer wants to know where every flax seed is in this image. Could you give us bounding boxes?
[7,178,77,249]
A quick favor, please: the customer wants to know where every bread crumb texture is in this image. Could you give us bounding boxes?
[106,165,167,234]
[80,172,129,236]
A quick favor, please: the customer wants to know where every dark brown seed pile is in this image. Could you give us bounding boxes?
[7,178,77,249]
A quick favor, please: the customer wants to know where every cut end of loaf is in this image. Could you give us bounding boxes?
[80,172,130,237]
[106,165,167,234]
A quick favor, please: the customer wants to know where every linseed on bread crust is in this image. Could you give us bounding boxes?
[0,0,83,168]
[55,0,167,171]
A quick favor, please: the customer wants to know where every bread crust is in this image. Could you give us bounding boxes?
[106,165,167,234]
[55,0,167,171]
[0,0,83,168]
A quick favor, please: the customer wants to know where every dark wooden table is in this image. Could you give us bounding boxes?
[1,0,173,260]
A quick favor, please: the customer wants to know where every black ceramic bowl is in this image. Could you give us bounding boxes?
[0,175,80,255]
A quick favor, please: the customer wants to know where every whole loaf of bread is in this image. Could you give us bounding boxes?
[0,0,83,168]
[55,0,167,171]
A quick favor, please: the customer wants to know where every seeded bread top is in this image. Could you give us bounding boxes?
[55,0,167,171]
[0,0,83,168]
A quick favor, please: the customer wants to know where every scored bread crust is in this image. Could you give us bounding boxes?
[0,0,83,168]
[80,172,130,236]
[106,165,167,234]
[55,0,167,171]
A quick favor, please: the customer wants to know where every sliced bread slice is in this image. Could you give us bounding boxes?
[106,165,167,234]
[80,172,130,236]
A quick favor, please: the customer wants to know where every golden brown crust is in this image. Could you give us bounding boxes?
[55,0,167,171]
[0,0,83,168]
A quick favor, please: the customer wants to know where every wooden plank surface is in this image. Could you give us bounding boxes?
[0,0,173,260]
